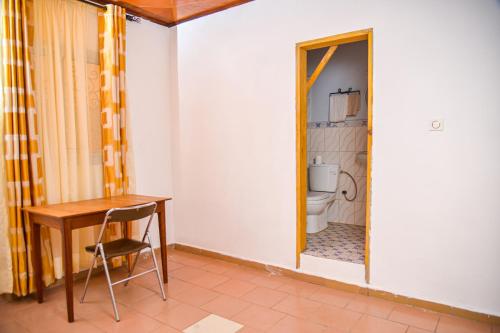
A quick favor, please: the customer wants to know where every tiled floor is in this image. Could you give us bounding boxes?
[304,222,365,264]
[0,248,497,333]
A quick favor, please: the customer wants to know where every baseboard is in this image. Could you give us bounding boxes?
[171,243,500,325]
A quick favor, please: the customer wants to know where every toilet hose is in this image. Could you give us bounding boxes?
[340,170,357,202]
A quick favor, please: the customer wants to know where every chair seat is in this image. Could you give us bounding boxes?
[85,239,149,259]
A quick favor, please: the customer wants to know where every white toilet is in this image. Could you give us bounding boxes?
[307,163,340,233]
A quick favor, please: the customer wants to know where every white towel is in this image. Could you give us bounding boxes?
[329,94,348,122]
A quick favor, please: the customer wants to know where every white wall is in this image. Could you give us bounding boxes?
[171,0,500,316]
[308,41,368,122]
[127,19,175,247]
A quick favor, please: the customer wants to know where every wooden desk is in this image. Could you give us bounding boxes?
[24,194,172,322]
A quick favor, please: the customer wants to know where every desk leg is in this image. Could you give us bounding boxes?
[31,222,43,303]
[157,206,168,283]
[62,223,74,322]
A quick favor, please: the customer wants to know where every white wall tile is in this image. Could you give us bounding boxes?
[340,151,364,177]
[307,151,315,165]
[336,172,355,200]
[355,176,366,203]
[324,127,340,152]
[327,200,339,222]
[310,128,325,152]
[338,200,355,224]
[355,127,367,152]
[309,125,367,225]
[322,151,340,164]
[339,127,355,152]
[354,202,366,225]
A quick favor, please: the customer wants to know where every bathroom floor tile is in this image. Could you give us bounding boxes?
[304,222,365,264]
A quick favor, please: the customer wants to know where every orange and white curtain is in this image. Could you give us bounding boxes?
[1,0,55,296]
[32,0,104,278]
[98,5,129,197]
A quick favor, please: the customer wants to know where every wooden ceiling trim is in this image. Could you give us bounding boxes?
[91,0,171,27]
[171,0,253,27]
[91,0,253,27]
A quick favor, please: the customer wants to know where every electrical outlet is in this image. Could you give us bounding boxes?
[430,119,444,131]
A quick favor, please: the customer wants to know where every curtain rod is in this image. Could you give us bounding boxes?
[77,0,141,23]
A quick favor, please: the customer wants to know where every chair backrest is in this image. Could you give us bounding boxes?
[107,203,157,222]
[95,202,157,245]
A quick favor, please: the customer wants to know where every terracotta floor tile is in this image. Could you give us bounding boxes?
[113,283,156,305]
[436,314,492,333]
[352,314,407,333]
[306,304,361,331]
[272,295,323,318]
[236,327,265,333]
[166,261,185,272]
[268,315,326,333]
[250,274,290,290]
[172,284,220,306]
[201,260,239,274]
[222,267,262,282]
[14,301,75,330]
[0,298,37,322]
[169,266,206,282]
[322,327,350,333]
[277,280,320,298]
[162,277,194,297]
[232,305,287,331]
[213,279,257,297]
[0,251,494,333]
[167,252,211,268]
[0,320,32,333]
[308,286,355,308]
[130,272,165,291]
[389,305,439,331]
[128,294,180,317]
[201,294,251,318]
[154,303,209,330]
[150,324,182,333]
[346,295,396,318]
[190,271,229,289]
[86,305,162,333]
[407,327,434,333]
[241,287,288,308]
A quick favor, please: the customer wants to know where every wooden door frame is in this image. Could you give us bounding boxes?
[295,29,373,283]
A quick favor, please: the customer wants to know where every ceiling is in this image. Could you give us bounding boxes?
[105,0,253,27]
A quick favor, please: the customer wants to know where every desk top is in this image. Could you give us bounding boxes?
[23,194,171,219]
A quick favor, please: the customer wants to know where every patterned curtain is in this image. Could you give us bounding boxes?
[1,0,55,296]
[98,5,132,266]
[98,5,128,197]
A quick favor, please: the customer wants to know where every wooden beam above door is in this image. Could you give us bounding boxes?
[306,45,337,92]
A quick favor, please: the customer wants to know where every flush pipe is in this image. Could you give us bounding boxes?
[340,170,358,202]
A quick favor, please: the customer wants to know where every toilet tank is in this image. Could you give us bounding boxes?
[309,164,340,192]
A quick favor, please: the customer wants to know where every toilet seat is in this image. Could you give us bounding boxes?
[307,191,332,201]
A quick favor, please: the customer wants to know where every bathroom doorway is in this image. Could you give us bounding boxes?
[295,29,373,282]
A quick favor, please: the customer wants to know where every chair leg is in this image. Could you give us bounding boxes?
[149,244,166,301]
[100,245,120,322]
[80,250,98,303]
[124,250,141,287]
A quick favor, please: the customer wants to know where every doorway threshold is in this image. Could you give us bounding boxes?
[299,253,366,286]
